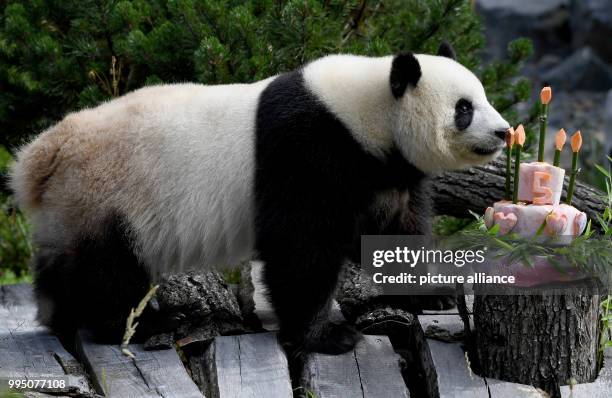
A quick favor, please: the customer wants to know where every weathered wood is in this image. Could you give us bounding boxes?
[473,282,600,394]
[23,392,72,398]
[485,379,542,397]
[427,339,488,398]
[355,336,410,398]
[0,284,92,395]
[420,313,541,397]
[301,335,409,398]
[197,332,292,398]
[432,157,606,227]
[76,330,202,398]
[560,347,612,397]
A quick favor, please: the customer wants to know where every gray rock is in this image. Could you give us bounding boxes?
[478,0,569,17]
[542,47,612,91]
[571,0,612,63]
[476,0,571,60]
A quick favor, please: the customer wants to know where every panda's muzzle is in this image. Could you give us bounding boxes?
[472,144,501,156]
[471,129,507,156]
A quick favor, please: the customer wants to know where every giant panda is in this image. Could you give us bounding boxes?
[10,43,509,354]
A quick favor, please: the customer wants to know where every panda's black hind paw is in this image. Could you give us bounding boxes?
[306,323,363,355]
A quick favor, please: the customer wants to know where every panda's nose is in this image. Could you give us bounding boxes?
[493,129,508,141]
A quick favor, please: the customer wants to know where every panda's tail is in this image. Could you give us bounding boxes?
[9,123,69,210]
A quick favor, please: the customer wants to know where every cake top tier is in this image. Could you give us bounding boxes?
[502,86,584,207]
[517,162,565,206]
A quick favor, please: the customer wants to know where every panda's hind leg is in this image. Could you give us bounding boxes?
[34,214,161,343]
[260,238,362,356]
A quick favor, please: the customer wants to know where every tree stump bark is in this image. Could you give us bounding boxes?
[472,279,602,396]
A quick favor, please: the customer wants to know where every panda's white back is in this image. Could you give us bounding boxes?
[12,79,274,274]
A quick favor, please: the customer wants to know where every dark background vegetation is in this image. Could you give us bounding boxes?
[1,0,608,283]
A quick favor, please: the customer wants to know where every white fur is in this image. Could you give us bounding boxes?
[12,80,273,275]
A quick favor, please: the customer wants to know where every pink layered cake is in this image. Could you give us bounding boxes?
[480,99,588,286]
[483,161,587,286]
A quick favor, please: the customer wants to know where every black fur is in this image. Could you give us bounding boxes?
[34,214,164,343]
[255,71,427,354]
[437,42,457,60]
[390,53,421,98]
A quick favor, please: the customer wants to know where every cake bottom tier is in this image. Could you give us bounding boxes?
[485,201,587,239]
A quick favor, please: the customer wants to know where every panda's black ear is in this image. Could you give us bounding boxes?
[390,53,421,99]
[437,41,456,60]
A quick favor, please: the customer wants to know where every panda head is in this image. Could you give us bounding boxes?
[390,43,510,173]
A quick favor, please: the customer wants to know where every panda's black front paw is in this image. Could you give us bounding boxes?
[281,323,362,357]
[305,323,363,355]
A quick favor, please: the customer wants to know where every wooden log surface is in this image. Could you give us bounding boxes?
[300,335,409,398]
[0,284,92,395]
[560,347,612,397]
[76,330,202,398]
[199,332,292,398]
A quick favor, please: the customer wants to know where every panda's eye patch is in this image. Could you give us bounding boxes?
[454,98,473,131]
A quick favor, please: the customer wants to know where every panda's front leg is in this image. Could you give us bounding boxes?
[258,229,362,355]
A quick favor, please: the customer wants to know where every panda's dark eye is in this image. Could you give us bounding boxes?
[455,98,473,131]
[457,101,471,114]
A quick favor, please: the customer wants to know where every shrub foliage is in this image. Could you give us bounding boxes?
[0,0,534,279]
[1,0,532,148]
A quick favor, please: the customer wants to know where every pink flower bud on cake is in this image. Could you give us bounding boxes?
[505,127,515,148]
[515,124,526,146]
[540,86,552,105]
[571,130,582,153]
[555,128,566,151]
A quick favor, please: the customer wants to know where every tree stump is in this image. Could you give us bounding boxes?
[472,279,602,396]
